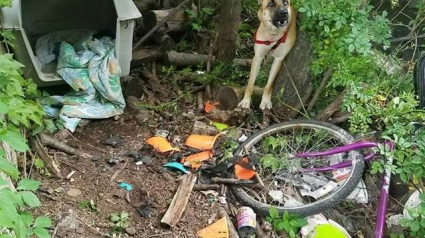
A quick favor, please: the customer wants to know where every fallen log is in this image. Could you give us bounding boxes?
[133,0,192,51]
[217,86,263,110]
[132,51,252,69]
[166,51,252,68]
[143,8,189,33]
[154,27,176,51]
[315,93,345,121]
[161,174,197,227]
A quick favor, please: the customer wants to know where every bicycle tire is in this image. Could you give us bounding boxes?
[231,120,365,217]
[414,53,425,109]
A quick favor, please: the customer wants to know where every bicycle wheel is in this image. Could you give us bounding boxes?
[231,120,364,217]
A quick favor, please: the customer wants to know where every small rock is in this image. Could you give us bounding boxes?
[55,187,65,194]
[76,227,85,234]
[104,135,124,147]
[67,188,82,197]
[125,227,136,236]
[47,187,54,195]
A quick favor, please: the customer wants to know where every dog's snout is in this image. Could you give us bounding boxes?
[278,10,289,19]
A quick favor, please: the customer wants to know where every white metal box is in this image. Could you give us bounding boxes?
[1,0,141,86]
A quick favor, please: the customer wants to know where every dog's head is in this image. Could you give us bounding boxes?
[258,0,292,29]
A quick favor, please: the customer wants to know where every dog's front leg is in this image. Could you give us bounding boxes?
[239,55,264,108]
[260,57,284,110]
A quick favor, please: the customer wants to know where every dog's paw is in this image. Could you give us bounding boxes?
[238,99,251,109]
[260,99,272,110]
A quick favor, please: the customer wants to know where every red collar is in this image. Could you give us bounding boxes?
[254,30,289,49]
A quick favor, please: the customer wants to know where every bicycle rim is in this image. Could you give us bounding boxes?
[231,120,364,217]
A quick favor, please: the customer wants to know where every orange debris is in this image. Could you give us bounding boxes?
[235,157,256,180]
[197,217,229,238]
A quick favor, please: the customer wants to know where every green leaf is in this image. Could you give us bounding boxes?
[269,207,279,219]
[19,191,41,208]
[0,157,20,179]
[34,216,52,228]
[110,214,120,222]
[296,218,308,227]
[20,211,34,225]
[0,235,14,238]
[276,221,286,231]
[0,101,9,114]
[411,220,420,232]
[34,227,50,238]
[17,179,41,191]
[0,177,7,186]
[421,218,425,228]
[0,130,29,152]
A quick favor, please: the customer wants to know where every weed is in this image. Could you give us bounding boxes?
[267,207,307,238]
[110,212,130,234]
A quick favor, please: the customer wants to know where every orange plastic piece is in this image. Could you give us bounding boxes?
[235,157,256,180]
[146,137,180,153]
[197,217,229,238]
[204,101,220,113]
[185,134,221,150]
[181,151,214,169]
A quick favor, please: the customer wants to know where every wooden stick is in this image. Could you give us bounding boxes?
[161,174,197,227]
[218,207,240,238]
[315,92,346,121]
[133,0,191,51]
[307,67,334,112]
[39,133,94,160]
[212,177,256,185]
[193,184,220,191]
[30,136,63,178]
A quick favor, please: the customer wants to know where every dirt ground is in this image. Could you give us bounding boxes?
[35,111,220,238]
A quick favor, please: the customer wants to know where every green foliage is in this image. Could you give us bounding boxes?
[267,207,307,238]
[110,212,129,234]
[0,157,52,238]
[78,199,98,213]
[186,7,215,32]
[400,193,425,237]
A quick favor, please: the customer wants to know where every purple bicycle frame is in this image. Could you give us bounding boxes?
[294,141,394,238]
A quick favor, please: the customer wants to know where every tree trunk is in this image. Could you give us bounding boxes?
[272,29,314,119]
[216,0,241,62]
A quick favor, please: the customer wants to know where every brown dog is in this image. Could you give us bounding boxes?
[239,0,297,110]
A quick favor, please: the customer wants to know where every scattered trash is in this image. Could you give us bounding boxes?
[66,171,76,180]
[301,214,351,238]
[170,153,183,163]
[346,179,368,204]
[155,129,170,138]
[185,134,221,150]
[135,161,144,166]
[201,190,219,203]
[125,151,141,161]
[137,203,152,218]
[387,190,422,227]
[163,162,189,174]
[238,134,248,142]
[269,190,285,203]
[234,157,256,180]
[237,207,256,237]
[105,135,124,147]
[146,136,180,153]
[197,217,229,238]
[67,188,82,197]
[204,101,220,113]
[119,182,133,192]
[300,181,338,199]
[213,122,229,131]
[181,151,214,169]
[218,196,227,205]
[108,157,125,165]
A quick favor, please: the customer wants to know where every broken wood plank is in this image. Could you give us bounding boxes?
[143,8,189,33]
[218,207,240,238]
[161,174,197,227]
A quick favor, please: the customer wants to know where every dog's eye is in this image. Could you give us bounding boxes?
[268,1,274,7]
[283,0,288,5]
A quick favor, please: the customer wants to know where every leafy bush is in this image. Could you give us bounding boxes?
[267,207,307,238]
[400,193,425,237]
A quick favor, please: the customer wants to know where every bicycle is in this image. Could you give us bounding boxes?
[229,120,394,238]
